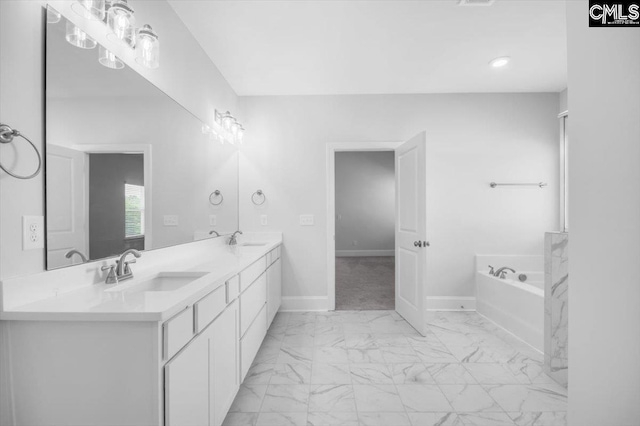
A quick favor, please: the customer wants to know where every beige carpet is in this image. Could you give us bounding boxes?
[335,256,395,310]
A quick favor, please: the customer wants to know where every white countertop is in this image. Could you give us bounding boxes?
[0,237,281,322]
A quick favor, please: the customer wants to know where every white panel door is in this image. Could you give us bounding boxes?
[164,335,210,426]
[395,132,427,336]
[46,144,87,268]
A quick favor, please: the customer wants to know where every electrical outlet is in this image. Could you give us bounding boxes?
[163,215,179,227]
[299,214,315,226]
[209,215,217,226]
[260,215,268,226]
[23,216,44,250]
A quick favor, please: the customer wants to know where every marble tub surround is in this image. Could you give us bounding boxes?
[544,232,568,388]
[0,232,282,321]
[224,311,567,426]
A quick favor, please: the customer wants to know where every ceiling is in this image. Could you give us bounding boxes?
[169,0,567,96]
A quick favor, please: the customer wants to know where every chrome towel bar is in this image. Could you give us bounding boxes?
[490,182,547,188]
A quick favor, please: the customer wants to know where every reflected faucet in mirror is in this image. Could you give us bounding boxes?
[65,249,88,263]
[209,230,220,237]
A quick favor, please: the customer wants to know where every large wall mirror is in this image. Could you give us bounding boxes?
[45,10,239,270]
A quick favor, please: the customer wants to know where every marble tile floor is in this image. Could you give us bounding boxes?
[223,311,567,426]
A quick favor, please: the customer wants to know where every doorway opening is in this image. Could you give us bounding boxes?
[335,151,395,310]
[326,142,401,311]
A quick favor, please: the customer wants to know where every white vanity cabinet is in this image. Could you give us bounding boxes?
[0,242,282,426]
[266,247,282,327]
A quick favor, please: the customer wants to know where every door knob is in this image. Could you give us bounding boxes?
[424,241,430,247]
[414,241,422,247]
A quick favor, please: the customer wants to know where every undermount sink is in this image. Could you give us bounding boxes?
[105,272,208,293]
[240,242,268,247]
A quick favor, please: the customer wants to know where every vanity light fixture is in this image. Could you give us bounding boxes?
[98,45,125,69]
[106,0,135,48]
[66,21,97,49]
[72,0,107,21]
[204,110,245,145]
[489,56,511,68]
[135,24,159,69]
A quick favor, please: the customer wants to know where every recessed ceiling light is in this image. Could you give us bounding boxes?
[490,56,511,68]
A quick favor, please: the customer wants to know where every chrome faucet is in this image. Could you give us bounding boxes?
[101,249,142,284]
[65,249,88,263]
[494,267,516,279]
[116,249,141,279]
[209,230,220,237]
[228,230,243,246]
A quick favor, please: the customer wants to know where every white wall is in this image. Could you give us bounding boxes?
[335,152,394,255]
[0,0,238,280]
[566,2,640,424]
[239,93,560,307]
[559,88,568,113]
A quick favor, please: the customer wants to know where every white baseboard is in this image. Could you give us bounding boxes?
[426,296,476,311]
[335,250,395,257]
[280,296,329,312]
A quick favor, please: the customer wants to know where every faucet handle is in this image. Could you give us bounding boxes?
[124,259,136,275]
[101,264,118,284]
[488,265,495,275]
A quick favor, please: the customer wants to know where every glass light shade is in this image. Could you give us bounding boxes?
[98,46,124,69]
[107,0,135,47]
[214,110,223,126]
[231,121,240,137]
[222,112,233,132]
[236,127,245,144]
[135,24,159,69]
[66,21,97,49]
[202,124,211,134]
[71,0,106,21]
[47,7,62,24]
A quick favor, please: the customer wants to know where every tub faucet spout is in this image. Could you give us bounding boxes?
[495,267,516,279]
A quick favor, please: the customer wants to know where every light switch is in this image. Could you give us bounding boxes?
[260,215,268,226]
[164,215,179,226]
[299,214,315,226]
[209,215,217,226]
[23,216,44,250]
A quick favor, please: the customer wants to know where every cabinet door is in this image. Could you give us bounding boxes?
[267,258,282,326]
[164,335,209,426]
[210,300,240,426]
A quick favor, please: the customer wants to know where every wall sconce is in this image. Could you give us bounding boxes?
[98,45,124,69]
[72,0,106,21]
[66,21,97,49]
[106,0,135,47]
[203,110,245,145]
[135,24,160,69]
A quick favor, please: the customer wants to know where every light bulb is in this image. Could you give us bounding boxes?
[107,0,135,47]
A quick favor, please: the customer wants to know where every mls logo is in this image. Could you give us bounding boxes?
[589,1,640,26]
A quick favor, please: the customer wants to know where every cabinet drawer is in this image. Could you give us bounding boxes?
[194,285,226,333]
[240,305,267,381]
[164,306,195,360]
[240,274,267,337]
[240,256,267,292]
[226,275,240,303]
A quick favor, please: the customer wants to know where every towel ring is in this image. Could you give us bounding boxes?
[0,124,42,180]
[251,189,266,205]
[209,190,223,206]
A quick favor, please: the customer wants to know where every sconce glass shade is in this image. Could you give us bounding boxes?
[107,0,135,47]
[47,7,62,24]
[98,45,124,69]
[222,112,234,132]
[236,126,245,144]
[66,21,97,49]
[231,121,240,137]
[135,24,159,69]
[71,0,106,21]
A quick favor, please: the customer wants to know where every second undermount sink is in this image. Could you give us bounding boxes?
[240,242,268,247]
[105,272,208,293]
